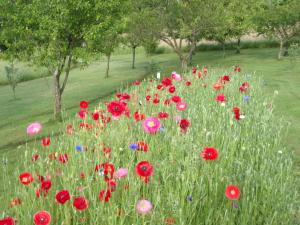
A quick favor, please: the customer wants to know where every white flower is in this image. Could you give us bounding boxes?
[240,114,246,119]
[278,150,283,154]
[221,102,226,107]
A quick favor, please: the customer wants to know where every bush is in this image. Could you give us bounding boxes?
[1,67,298,225]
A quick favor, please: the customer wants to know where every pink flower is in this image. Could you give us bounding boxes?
[143,117,161,133]
[114,168,128,179]
[136,199,153,215]
[27,122,42,135]
[171,72,181,81]
[176,102,187,111]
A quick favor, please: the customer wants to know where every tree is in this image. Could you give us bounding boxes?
[254,0,300,59]
[146,0,222,70]
[204,0,256,56]
[1,0,126,120]
[122,1,161,69]
[86,1,127,78]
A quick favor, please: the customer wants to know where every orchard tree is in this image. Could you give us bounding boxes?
[1,0,126,120]
[148,0,221,70]
[87,1,126,78]
[123,1,161,69]
[204,0,256,56]
[254,0,300,59]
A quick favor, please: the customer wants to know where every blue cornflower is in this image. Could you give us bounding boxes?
[187,196,193,202]
[129,143,138,150]
[76,145,83,152]
[243,95,251,103]
[159,126,166,133]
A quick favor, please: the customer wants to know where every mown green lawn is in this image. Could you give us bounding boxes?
[0,47,299,174]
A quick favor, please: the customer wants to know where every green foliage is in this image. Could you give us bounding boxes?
[254,0,300,58]
[5,61,19,99]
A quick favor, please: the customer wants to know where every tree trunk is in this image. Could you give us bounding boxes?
[180,56,188,73]
[278,40,284,60]
[53,69,62,121]
[236,38,241,54]
[132,46,136,69]
[283,42,289,56]
[222,42,226,58]
[105,54,111,79]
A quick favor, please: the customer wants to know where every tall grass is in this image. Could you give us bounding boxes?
[1,67,299,225]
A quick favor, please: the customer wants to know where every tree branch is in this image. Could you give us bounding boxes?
[60,54,72,94]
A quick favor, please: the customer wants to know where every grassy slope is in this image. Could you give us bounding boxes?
[0,48,299,168]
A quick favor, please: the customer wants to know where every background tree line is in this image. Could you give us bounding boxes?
[0,0,299,120]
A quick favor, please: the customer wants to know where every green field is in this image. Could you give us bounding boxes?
[0,47,299,171]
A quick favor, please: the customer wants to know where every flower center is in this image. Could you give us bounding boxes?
[230,190,236,195]
[113,106,119,111]
[147,121,155,127]
[141,166,148,171]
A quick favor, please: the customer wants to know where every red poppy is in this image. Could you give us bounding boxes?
[19,172,34,185]
[95,162,115,181]
[162,77,172,87]
[179,119,190,131]
[201,147,219,160]
[135,161,153,177]
[158,112,169,119]
[225,185,241,200]
[133,80,141,86]
[73,197,89,211]
[41,180,52,193]
[215,94,226,102]
[134,111,145,122]
[41,137,51,147]
[198,71,202,79]
[233,107,241,120]
[153,98,160,104]
[0,217,15,225]
[168,86,176,93]
[66,124,74,135]
[107,101,125,117]
[145,95,151,101]
[80,100,88,109]
[221,75,230,82]
[10,198,22,207]
[55,190,70,204]
[157,84,164,90]
[107,179,117,192]
[203,67,208,74]
[213,83,223,90]
[137,141,149,152]
[185,81,192,86]
[33,211,51,225]
[234,66,241,72]
[171,95,181,103]
[32,154,39,162]
[164,99,171,105]
[48,153,57,160]
[92,111,99,121]
[119,93,130,101]
[99,189,111,202]
[192,67,197,74]
[58,153,69,164]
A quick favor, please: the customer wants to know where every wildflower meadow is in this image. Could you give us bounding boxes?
[1,66,298,225]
